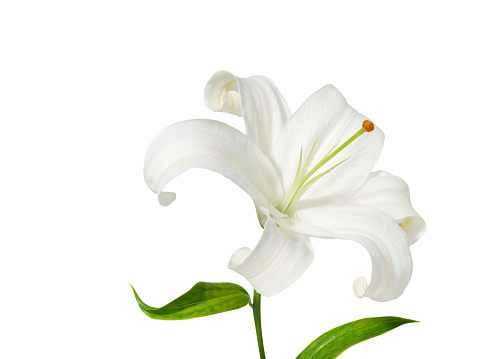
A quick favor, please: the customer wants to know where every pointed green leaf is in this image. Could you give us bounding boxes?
[297,316,417,359]
[130,282,251,320]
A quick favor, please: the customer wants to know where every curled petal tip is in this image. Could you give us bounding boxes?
[353,276,368,298]
[228,247,253,269]
[204,71,241,116]
[158,192,176,206]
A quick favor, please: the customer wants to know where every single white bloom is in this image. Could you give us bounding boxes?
[144,71,425,301]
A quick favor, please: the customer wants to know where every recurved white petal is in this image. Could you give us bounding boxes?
[144,119,283,212]
[280,203,412,302]
[347,171,426,245]
[228,217,314,297]
[271,85,384,203]
[204,71,291,157]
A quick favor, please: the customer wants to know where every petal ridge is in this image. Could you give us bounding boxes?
[228,217,314,296]
[347,171,426,245]
[204,71,291,157]
[280,202,412,301]
[144,119,283,210]
[271,85,384,202]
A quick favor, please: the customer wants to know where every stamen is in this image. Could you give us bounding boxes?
[277,139,318,212]
[299,137,318,178]
[284,158,349,212]
[293,147,303,182]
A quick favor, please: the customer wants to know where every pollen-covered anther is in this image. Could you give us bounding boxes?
[362,120,374,132]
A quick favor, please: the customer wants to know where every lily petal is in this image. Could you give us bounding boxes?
[204,71,291,157]
[228,217,314,297]
[280,203,412,302]
[144,119,283,212]
[271,85,384,203]
[347,171,426,245]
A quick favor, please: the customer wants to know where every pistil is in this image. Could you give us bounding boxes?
[278,120,375,213]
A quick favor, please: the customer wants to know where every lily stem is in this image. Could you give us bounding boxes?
[252,290,266,359]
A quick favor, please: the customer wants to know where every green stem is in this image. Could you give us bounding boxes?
[252,290,266,359]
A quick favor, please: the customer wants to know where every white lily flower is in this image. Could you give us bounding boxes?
[144,71,425,302]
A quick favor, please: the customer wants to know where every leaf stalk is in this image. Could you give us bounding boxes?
[252,290,266,359]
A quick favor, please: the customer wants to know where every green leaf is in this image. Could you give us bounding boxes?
[130,282,251,320]
[296,316,417,359]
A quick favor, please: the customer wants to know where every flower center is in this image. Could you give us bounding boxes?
[277,120,375,214]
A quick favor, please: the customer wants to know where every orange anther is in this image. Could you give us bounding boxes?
[362,120,374,132]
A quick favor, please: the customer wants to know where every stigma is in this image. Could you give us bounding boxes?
[362,120,374,132]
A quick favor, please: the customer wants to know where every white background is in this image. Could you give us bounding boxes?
[1,1,477,358]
